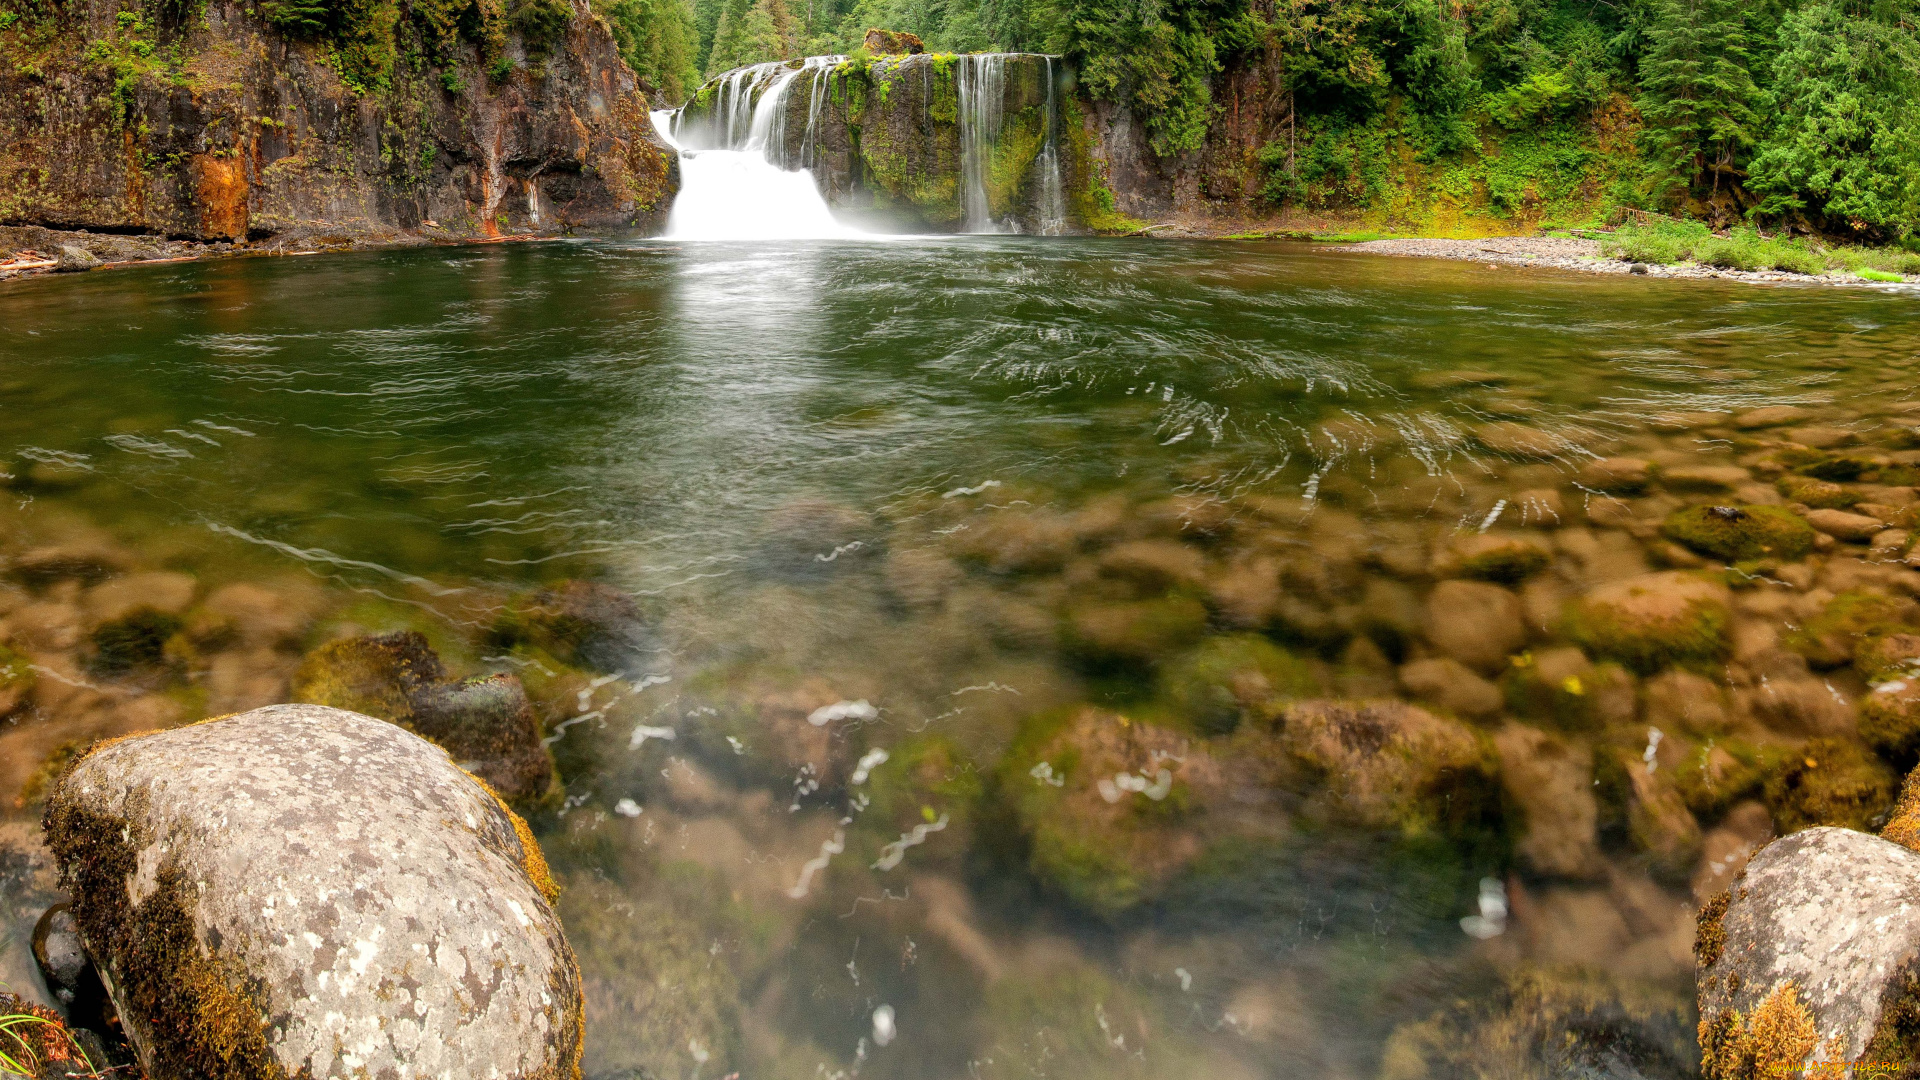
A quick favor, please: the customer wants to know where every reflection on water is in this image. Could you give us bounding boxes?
[3,238,1919,1077]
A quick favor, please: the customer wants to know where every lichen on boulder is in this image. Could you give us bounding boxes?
[41,704,582,1080]
[292,630,555,802]
[1696,827,1920,1076]
[1660,505,1815,563]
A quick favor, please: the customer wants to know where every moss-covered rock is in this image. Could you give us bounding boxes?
[0,643,35,717]
[1672,739,1780,821]
[292,630,556,802]
[1439,533,1552,584]
[1499,647,1627,732]
[1154,634,1318,735]
[1861,681,1920,769]
[1764,736,1897,833]
[488,580,653,675]
[1775,474,1860,509]
[1598,746,1702,883]
[1278,699,1504,843]
[1784,588,1917,669]
[1660,504,1816,563]
[1060,596,1209,671]
[1880,764,1920,852]
[1380,968,1696,1080]
[1561,572,1731,674]
[999,706,1222,920]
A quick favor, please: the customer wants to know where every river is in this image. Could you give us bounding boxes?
[3,237,1918,1077]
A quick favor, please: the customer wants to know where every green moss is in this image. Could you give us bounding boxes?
[998,706,1216,921]
[15,738,89,810]
[1154,635,1318,735]
[1861,686,1920,769]
[43,789,286,1079]
[1059,596,1210,673]
[1454,541,1551,584]
[1561,595,1729,675]
[1672,739,1780,820]
[1660,504,1816,563]
[1764,736,1896,833]
[1498,656,1622,733]
[1775,474,1859,509]
[1783,589,1914,669]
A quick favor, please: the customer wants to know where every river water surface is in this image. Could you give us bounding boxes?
[4,238,1920,1078]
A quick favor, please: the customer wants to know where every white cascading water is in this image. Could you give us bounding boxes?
[656,52,1069,238]
[955,54,1007,234]
[653,56,864,241]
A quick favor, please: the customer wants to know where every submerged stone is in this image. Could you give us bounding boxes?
[1155,634,1318,734]
[292,630,555,802]
[1000,706,1222,920]
[1278,699,1502,841]
[1493,724,1602,879]
[1697,827,1920,1076]
[1763,736,1896,834]
[42,704,580,1080]
[1775,474,1858,509]
[1424,579,1526,675]
[1561,572,1731,674]
[1660,504,1815,563]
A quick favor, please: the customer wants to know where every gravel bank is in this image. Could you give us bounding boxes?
[1328,235,1908,287]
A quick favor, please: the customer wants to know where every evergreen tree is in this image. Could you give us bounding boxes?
[1635,0,1764,207]
[705,0,790,75]
[608,0,702,101]
[1748,0,1920,235]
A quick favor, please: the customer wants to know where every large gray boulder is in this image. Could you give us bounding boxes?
[42,704,581,1080]
[1697,827,1920,1076]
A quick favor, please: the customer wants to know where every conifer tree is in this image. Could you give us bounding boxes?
[1635,0,1764,207]
[1748,0,1920,235]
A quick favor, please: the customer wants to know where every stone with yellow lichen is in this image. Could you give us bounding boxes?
[1695,827,1920,1076]
[41,704,582,1080]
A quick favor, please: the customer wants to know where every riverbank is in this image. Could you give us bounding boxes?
[0,225,579,283]
[1321,235,1918,287]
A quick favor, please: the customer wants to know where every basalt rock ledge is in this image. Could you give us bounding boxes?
[0,0,676,248]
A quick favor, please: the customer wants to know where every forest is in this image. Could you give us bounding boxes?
[608,0,1920,238]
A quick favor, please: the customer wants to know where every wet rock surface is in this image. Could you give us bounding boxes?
[0,0,675,268]
[292,630,556,803]
[1697,827,1920,1074]
[42,704,581,1080]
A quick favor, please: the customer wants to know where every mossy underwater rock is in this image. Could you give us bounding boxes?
[999,706,1223,920]
[1660,504,1816,563]
[1696,828,1920,1077]
[1155,634,1318,734]
[41,704,581,1080]
[292,630,555,802]
[1561,571,1731,674]
[1763,736,1897,834]
[1278,699,1503,843]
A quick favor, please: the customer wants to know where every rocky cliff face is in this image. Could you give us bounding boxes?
[0,0,676,244]
[1084,43,1291,228]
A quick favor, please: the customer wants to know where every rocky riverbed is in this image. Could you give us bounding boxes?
[2,238,1918,1076]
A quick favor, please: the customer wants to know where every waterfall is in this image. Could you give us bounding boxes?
[651,57,864,241]
[955,54,1007,234]
[1034,56,1068,236]
[657,52,1071,239]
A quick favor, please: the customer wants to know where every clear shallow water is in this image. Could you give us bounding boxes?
[3,239,1920,1077]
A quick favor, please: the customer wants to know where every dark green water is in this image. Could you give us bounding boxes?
[4,238,1918,1078]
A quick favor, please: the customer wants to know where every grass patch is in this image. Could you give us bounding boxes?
[1600,220,1915,279]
